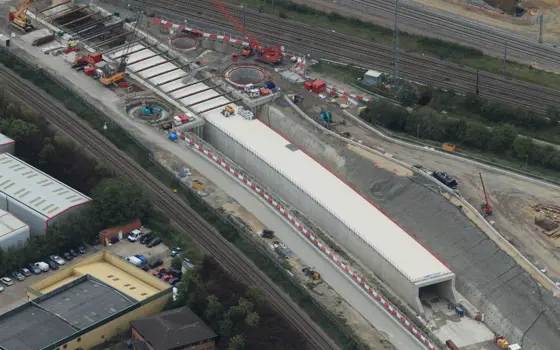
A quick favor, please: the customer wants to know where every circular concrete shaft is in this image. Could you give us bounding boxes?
[224,66,266,88]
[170,34,197,51]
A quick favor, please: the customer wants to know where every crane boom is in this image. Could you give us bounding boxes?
[211,0,259,50]
[15,0,32,18]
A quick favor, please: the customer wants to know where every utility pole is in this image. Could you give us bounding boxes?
[503,41,507,76]
[539,13,544,43]
[392,0,400,89]
[272,0,275,14]
[243,4,246,28]
[476,69,480,95]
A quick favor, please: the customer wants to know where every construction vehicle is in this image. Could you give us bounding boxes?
[479,172,493,217]
[288,94,304,104]
[8,0,34,33]
[301,267,320,281]
[73,52,103,69]
[141,103,163,116]
[191,180,205,191]
[445,340,460,350]
[221,105,235,117]
[101,3,144,85]
[493,335,521,350]
[212,0,283,64]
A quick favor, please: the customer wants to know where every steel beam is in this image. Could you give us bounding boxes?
[175,85,218,100]
[103,38,146,55]
[111,43,155,59]
[80,23,124,41]
[47,5,86,20]
[68,16,112,34]
[186,92,229,107]
[39,0,71,13]
[127,50,169,65]
[93,31,132,47]
[144,64,190,80]
[156,74,187,86]
[164,78,208,93]
[196,99,241,114]
[60,12,99,27]
[133,58,178,73]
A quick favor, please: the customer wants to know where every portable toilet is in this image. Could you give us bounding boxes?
[311,80,326,94]
[169,132,178,141]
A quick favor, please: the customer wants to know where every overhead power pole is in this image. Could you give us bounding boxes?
[539,13,544,43]
[392,0,400,89]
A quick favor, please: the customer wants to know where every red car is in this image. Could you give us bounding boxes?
[162,275,174,282]
[152,267,166,276]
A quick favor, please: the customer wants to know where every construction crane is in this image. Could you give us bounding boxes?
[211,0,283,64]
[479,172,492,217]
[8,0,34,33]
[101,4,144,85]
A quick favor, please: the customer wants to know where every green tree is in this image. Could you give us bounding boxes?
[171,256,182,270]
[397,82,418,107]
[4,119,40,141]
[39,143,56,166]
[219,313,233,339]
[512,136,533,160]
[487,124,517,153]
[228,334,245,350]
[245,286,266,308]
[90,178,153,228]
[204,295,223,325]
[245,312,260,327]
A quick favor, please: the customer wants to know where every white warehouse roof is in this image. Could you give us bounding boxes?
[0,133,14,147]
[0,153,90,220]
[0,209,27,239]
[203,111,453,284]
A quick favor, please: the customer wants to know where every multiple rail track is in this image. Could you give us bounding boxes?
[0,65,338,350]
[137,0,560,112]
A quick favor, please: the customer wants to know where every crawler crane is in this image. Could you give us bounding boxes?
[8,0,34,33]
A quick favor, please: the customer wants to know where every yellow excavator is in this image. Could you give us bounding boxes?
[9,0,34,33]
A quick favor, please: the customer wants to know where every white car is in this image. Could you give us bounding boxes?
[0,285,3,292]
[35,262,50,272]
[50,255,65,265]
[128,229,142,242]
[0,277,13,286]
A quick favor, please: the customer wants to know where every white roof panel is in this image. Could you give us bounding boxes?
[151,71,187,86]
[0,153,90,219]
[0,209,27,238]
[202,110,452,283]
[0,132,14,146]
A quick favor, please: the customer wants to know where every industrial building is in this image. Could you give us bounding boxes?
[0,153,90,235]
[203,112,458,312]
[0,251,171,350]
[131,307,217,350]
[0,209,29,249]
[0,133,15,154]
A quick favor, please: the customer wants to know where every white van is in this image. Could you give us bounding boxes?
[128,229,142,242]
[35,262,50,272]
[125,256,143,267]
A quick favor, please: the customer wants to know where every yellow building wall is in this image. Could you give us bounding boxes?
[58,294,170,350]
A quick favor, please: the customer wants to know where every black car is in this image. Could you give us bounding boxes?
[27,263,42,275]
[166,268,182,279]
[12,271,25,281]
[69,249,78,257]
[21,268,32,277]
[432,171,458,189]
[146,237,161,248]
[168,277,180,285]
[46,259,59,270]
[140,265,150,272]
[63,252,73,261]
[78,246,86,254]
[149,259,163,269]
[139,234,153,244]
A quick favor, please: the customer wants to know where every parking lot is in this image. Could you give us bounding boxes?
[0,245,102,314]
[106,238,173,269]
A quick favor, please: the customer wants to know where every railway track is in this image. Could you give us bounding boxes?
[0,65,339,350]
[137,0,560,112]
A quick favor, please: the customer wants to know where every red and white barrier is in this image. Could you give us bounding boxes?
[174,131,438,350]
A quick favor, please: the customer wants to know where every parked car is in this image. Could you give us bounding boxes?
[149,259,163,269]
[69,249,78,257]
[46,259,59,270]
[152,267,166,276]
[168,277,180,285]
[140,265,150,272]
[1,277,13,286]
[162,275,174,282]
[78,246,86,254]
[50,255,65,265]
[146,237,161,248]
[170,247,181,257]
[63,252,73,261]
[125,256,143,267]
[166,268,182,279]
[34,262,50,272]
[139,234,153,244]
[21,268,31,277]
[128,229,142,242]
[432,171,458,189]
[134,255,147,265]
[27,263,42,275]
[0,285,3,293]
[11,271,25,281]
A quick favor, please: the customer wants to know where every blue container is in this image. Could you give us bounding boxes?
[266,81,276,89]
[169,133,178,141]
[455,307,464,316]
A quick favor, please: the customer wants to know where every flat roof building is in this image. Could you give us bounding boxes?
[0,153,90,235]
[0,209,29,249]
[0,251,172,350]
[131,307,217,350]
[0,134,15,154]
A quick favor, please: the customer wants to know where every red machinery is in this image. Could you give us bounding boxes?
[211,0,283,64]
[479,172,493,217]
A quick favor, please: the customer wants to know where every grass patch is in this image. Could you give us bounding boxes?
[0,50,367,350]
[238,0,560,90]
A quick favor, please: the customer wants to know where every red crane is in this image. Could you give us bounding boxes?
[211,0,283,64]
[479,172,492,217]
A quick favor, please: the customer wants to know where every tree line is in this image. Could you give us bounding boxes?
[360,98,560,172]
